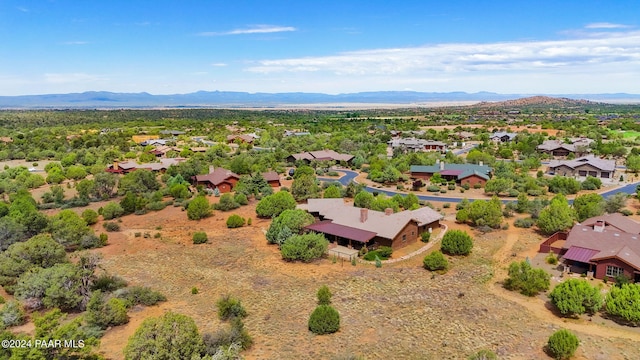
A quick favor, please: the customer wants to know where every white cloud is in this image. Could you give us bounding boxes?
[198,25,296,36]
[16,6,29,12]
[210,63,227,67]
[246,30,640,76]
[585,22,632,29]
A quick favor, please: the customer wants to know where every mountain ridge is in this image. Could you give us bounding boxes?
[0,90,639,109]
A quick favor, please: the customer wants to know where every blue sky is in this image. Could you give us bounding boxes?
[1,0,639,96]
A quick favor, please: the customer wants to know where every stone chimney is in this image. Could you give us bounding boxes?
[479,161,484,166]
[113,160,119,170]
[385,208,393,216]
[209,165,215,174]
[439,161,445,170]
[360,208,368,223]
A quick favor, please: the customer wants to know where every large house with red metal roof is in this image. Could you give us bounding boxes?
[106,158,186,174]
[539,213,640,282]
[410,162,492,188]
[300,198,443,250]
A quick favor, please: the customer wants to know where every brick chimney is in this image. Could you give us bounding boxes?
[360,208,368,223]
[385,208,393,216]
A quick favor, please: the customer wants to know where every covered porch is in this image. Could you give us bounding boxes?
[304,220,376,250]
[561,246,599,276]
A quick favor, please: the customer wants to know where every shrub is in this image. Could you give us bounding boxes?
[217,295,247,321]
[192,232,208,244]
[187,195,212,220]
[308,305,340,335]
[427,185,440,192]
[514,217,535,228]
[468,349,498,360]
[102,202,124,220]
[91,274,128,292]
[547,329,579,360]
[214,193,241,211]
[234,193,248,206]
[0,300,26,328]
[317,285,332,305]
[376,246,393,259]
[203,318,253,352]
[420,232,431,243]
[423,251,448,272]
[255,191,296,218]
[247,218,252,226]
[473,183,482,189]
[620,209,633,216]
[81,209,99,225]
[604,283,640,326]
[145,201,167,211]
[375,255,382,268]
[280,233,328,262]
[114,286,167,307]
[549,279,603,317]
[441,230,473,256]
[447,184,456,190]
[191,287,198,295]
[504,260,550,296]
[102,221,120,232]
[226,214,245,228]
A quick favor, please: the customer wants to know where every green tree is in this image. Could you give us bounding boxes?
[92,171,117,199]
[102,201,125,220]
[85,290,129,330]
[516,192,531,213]
[353,191,374,209]
[423,251,448,272]
[317,285,332,305]
[572,193,605,222]
[65,165,87,180]
[48,209,91,249]
[504,260,550,296]
[124,312,205,360]
[548,177,582,195]
[216,294,248,321]
[323,185,342,198]
[187,196,212,220]
[14,263,83,311]
[280,233,328,262]
[547,329,579,360]
[625,154,640,173]
[604,283,640,326]
[291,173,320,201]
[604,192,628,214]
[265,209,315,245]
[255,191,296,218]
[440,230,473,256]
[308,305,340,335]
[118,169,160,195]
[214,193,241,211]
[484,178,513,196]
[549,279,603,317]
[467,197,503,228]
[75,179,95,200]
[537,194,576,235]
[81,209,99,225]
[0,234,67,293]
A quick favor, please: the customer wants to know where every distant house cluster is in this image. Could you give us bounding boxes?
[287,150,354,164]
[301,199,442,250]
[540,213,640,282]
[410,162,492,188]
[226,134,259,144]
[547,155,616,179]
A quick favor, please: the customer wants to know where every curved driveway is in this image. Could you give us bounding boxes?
[319,169,639,204]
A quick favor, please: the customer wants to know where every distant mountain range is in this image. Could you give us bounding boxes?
[0,90,639,109]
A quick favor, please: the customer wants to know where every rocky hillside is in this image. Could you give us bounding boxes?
[475,96,597,109]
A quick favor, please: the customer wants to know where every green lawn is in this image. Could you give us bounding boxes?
[620,130,640,138]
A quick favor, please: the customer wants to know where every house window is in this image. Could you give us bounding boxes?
[412,231,415,236]
[578,170,587,176]
[601,172,610,178]
[606,265,624,278]
[402,234,406,242]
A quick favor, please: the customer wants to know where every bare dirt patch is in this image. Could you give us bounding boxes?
[85,199,640,360]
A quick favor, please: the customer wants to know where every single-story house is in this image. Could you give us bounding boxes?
[287,150,354,164]
[227,134,258,144]
[262,171,281,187]
[449,131,475,140]
[490,131,517,143]
[301,198,443,250]
[192,168,240,193]
[284,130,311,137]
[160,130,185,136]
[106,158,186,174]
[537,140,591,157]
[539,213,640,282]
[149,145,181,157]
[387,138,447,153]
[410,162,492,187]
[548,155,615,179]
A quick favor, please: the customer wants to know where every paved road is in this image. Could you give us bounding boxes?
[319,169,640,204]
